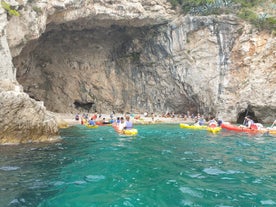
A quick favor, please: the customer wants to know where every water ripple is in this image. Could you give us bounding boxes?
[260,200,276,205]
[0,166,20,171]
[203,167,243,175]
[84,175,106,182]
[1,124,275,207]
[203,167,225,175]
[179,186,203,198]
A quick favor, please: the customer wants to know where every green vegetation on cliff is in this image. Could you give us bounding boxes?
[1,1,20,16]
[168,0,276,33]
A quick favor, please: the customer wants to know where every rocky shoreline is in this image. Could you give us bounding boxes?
[0,111,194,145]
[1,0,275,145]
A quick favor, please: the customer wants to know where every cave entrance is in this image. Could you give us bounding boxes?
[13,19,200,115]
[13,23,151,113]
[237,107,258,124]
[73,100,94,112]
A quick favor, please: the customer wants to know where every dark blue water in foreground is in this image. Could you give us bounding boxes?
[0,124,275,207]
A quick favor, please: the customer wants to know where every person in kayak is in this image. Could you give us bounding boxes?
[118,117,125,130]
[88,118,96,126]
[208,116,218,127]
[244,116,257,129]
[124,115,133,130]
[102,117,110,124]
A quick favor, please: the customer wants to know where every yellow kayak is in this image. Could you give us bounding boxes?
[266,127,276,135]
[207,127,221,134]
[113,124,138,136]
[122,128,138,136]
[86,124,99,129]
[179,123,207,130]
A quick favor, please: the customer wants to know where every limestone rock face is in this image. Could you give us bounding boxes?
[220,26,276,123]
[6,0,175,56]
[0,81,59,144]
[1,0,175,143]
[168,16,276,123]
[1,3,59,144]
[0,8,15,81]
[0,0,275,143]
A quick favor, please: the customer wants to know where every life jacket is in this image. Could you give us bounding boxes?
[116,119,120,125]
[250,123,258,130]
[125,121,133,129]
[199,119,204,126]
[209,123,217,128]
[209,120,217,128]
[89,120,95,126]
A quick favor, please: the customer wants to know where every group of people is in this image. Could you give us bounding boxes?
[77,113,97,126]
[76,112,134,130]
[193,114,222,128]
[115,115,133,131]
[192,113,273,130]
[76,113,106,126]
[196,115,270,129]
[75,111,275,130]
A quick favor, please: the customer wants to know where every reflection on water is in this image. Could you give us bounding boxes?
[0,124,275,207]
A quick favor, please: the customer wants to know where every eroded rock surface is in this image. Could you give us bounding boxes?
[0,0,275,143]
[0,81,58,144]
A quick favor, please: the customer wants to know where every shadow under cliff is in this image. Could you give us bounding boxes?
[13,23,199,115]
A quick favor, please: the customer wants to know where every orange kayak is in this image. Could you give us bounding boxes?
[221,123,276,135]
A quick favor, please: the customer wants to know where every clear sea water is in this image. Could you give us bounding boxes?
[0,124,275,207]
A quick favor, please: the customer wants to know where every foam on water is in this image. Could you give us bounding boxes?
[203,167,225,175]
[0,166,20,171]
[179,186,203,198]
[261,200,276,205]
[84,175,106,182]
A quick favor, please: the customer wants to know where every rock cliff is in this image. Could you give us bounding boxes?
[0,0,275,143]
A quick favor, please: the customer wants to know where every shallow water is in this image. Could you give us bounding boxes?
[0,124,275,207]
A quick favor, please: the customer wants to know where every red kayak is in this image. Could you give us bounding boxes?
[95,121,111,126]
[221,123,268,134]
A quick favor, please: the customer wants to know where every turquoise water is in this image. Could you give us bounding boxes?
[0,124,275,207]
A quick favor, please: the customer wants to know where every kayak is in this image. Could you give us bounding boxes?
[221,123,270,134]
[122,128,138,136]
[86,124,99,129]
[180,123,221,134]
[267,127,276,135]
[113,124,138,136]
[95,121,112,126]
[207,126,221,134]
[179,123,207,130]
